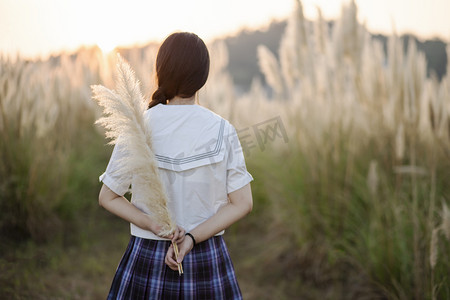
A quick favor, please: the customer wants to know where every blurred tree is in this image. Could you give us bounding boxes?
[223,20,447,92]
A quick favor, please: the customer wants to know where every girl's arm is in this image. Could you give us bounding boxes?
[165,183,253,270]
[98,184,184,243]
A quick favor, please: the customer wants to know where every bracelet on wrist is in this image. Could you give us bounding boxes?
[185,232,196,247]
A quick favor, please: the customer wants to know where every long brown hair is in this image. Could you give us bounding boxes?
[148,32,210,109]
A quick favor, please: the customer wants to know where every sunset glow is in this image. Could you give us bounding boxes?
[0,0,448,59]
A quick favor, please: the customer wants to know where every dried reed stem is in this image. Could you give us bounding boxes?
[173,242,183,275]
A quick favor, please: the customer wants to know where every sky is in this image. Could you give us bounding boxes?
[0,0,449,59]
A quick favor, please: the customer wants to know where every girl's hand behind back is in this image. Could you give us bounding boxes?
[157,225,185,243]
[165,236,194,271]
[170,225,185,244]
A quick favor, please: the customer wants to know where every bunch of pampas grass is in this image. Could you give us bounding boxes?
[92,55,183,274]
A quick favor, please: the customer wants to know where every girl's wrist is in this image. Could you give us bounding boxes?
[185,232,196,247]
[140,214,158,234]
[184,235,194,252]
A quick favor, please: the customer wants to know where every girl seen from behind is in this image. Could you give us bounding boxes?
[98,32,253,299]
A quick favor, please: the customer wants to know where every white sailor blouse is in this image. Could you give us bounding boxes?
[99,104,253,240]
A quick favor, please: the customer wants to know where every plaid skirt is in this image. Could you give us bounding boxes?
[107,235,242,300]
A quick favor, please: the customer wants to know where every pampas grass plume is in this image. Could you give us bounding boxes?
[92,55,175,237]
[441,202,450,240]
[429,228,439,269]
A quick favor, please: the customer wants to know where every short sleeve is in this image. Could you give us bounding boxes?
[99,142,132,196]
[226,125,254,193]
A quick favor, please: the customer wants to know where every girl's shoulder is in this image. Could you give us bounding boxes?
[145,104,234,133]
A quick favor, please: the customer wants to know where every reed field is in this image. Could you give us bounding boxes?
[1,0,449,299]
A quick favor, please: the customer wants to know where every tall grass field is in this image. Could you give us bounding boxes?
[1,0,449,299]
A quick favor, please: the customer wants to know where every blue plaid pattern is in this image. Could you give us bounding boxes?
[107,236,242,300]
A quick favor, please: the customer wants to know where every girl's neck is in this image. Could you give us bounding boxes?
[167,96,196,105]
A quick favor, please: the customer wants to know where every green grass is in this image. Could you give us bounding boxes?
[237,132,450,299]
[0,211,130,300]
[1,120,449,299]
